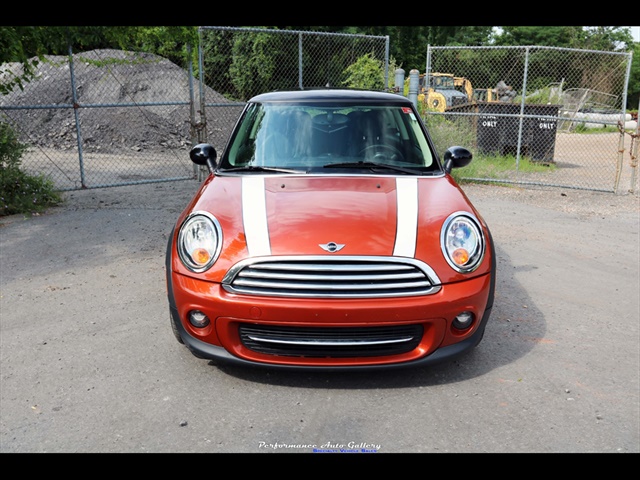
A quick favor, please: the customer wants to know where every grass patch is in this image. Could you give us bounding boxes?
[572,124,633,134]
[450,153,556,184]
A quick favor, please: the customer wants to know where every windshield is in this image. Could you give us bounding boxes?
[220,102,438,173]
[432,76,455,89]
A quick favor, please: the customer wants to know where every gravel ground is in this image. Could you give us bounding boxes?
[462,182,640,218]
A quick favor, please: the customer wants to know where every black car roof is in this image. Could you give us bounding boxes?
[249,89,414,105]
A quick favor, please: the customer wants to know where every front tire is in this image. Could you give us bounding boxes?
[170,314,184,344]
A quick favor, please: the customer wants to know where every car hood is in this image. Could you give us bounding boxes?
[171,174,491,284]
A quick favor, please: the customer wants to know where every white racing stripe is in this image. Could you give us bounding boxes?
[242,176,271,257]
[242,176,418,258]
[393,177,418,257]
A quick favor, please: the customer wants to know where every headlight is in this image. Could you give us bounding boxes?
[440,212,485,273]
[177,211,222,272]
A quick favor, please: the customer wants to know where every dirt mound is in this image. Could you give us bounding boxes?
[1,49,235,154]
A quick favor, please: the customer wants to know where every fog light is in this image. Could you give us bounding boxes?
[188,310,210,328]
[452,311,474,330]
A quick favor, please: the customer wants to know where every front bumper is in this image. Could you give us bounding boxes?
[167,267,494,370]
[169,303,492,371]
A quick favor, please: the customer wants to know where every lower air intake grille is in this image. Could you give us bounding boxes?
[238,323,424,358]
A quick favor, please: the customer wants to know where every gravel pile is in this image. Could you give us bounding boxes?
[1,49,235,154]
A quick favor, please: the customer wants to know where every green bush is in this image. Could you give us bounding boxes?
[1,121,62,216]
[342,52,387,90]
[342,53,400,91]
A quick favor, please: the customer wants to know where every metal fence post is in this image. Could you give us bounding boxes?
[394,68,405,95]
[408,69,420,108]
[629,98,639,194]
[422,44,634,193]
[67,44,86,189]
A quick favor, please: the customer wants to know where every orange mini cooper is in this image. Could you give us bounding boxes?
[166,89,495,370]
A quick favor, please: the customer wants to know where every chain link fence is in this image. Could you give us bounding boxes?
[420,45,637,194]
[1,30,637,195]
[0,27,389,191]
[1,48,200,190]
[192,27,389,180]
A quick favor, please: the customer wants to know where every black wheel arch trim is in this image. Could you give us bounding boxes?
[166,226,177,312]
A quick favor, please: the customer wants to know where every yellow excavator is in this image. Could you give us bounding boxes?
[419,73,509,111]
[454,76,499,102]
[418,73,469,112]
[456,77,518,102]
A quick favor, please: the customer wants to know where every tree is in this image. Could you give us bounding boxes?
[493,26,634,51]
[492,26,637,110]
[346,26,493,71]
[581,26,635,52]
[493,26,583,47]
[285,26,494,72]
[228,30,297,100]
[628,43,640,111]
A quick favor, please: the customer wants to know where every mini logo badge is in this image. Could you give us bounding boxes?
[319,242,345,253]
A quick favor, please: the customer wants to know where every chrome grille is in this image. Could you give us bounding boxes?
[222,256,441,298]
[239,323,424,357]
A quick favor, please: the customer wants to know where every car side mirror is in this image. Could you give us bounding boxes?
[190,143,217,173]
[443,146,472,174]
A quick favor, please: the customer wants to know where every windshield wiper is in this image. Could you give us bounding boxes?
[219,165,305,174]
[322,161,423,175]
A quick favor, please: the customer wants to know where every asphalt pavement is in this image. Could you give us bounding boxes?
[1,180,638,453]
